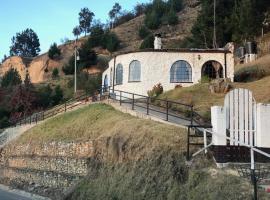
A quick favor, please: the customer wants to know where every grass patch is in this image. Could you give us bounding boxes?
[156,76,270,118]
[15,104,186,150]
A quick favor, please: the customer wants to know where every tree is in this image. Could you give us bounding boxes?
[10,28,40,57]
[48,43,61,60]
[78,43,97,69]
[24,70,33,89]
[52,68,59,79]
[109,3,122,28]
[73,26,82,39]
[168,0,183,12]
[145,10,161,30]
[36,85,53,108]
[138,26,150,39]
[1,68,22,88]
[62,56,75,75]
[79,8,95,36]
[140,34,155,49]
[52,85,63,106]
[102,32,120,52]
[167,8,179,25]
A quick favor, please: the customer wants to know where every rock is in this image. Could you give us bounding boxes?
[209,78,232,94]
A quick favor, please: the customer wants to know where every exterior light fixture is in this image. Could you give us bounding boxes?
[198,55,201,60]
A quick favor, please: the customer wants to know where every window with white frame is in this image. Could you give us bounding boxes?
[115,64,123,85]
[170,60,192,83]
[129,60,141,82]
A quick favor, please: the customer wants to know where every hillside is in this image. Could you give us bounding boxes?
[0,103,261,199]
[113,3,199,52]
[0,1,199,84]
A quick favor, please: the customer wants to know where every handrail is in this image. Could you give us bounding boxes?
[13,86,110,127]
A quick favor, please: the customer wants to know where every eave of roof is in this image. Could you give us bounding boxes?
[112,48,231,57]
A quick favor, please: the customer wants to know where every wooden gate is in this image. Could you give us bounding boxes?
[224,88,257,147]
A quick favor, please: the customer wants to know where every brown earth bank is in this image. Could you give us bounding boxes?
[0,1,199,84]
[0,104,265,200]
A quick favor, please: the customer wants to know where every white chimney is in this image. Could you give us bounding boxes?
[154,34,162,50]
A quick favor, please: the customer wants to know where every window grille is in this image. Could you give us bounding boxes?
[129,60,141,82]
[115,64,123,85]
[170,61,192,83]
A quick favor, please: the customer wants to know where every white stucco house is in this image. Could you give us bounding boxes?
[102,39,234,96]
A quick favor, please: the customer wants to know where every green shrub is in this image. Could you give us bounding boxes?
[147,83,163,98]
[52,68,59,79]
[140,34,155,49]
[166,9,179,25]
[234,65,266,82]
[102,32,120,53]
[145,10,161,30]
[138,26,150,39]
[62,56,75,75]
[1,68,22,88]
[52,85,63,106]
[36,85,53,108]
[199,75,211,83]
[48,43,61,59]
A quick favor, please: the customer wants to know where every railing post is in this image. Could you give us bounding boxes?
[36,114,38,124]
[147,97,150,115]
[65,101,67,112]
[30,116,31,124]
[132,94,135,110]
[166,101,169,121]
[43,111,45,121]
[190,106,194,126]
[120,91,122,106]
[187,126,190,161]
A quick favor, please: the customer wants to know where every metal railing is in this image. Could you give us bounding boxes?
[13,87,109,127]
[108,88,211,127]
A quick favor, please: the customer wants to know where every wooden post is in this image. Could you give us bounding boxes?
[120,91,122,106]
[65,101,67,112]
[166,101,169,121]
[191,106,194,126]
[36,114,38,124]
[43,112,45,121]
[132,94,135,110]
[147,97,150,115]
[187,127,190,161]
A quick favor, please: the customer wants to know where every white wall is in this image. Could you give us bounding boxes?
[257,103,270,148]
[102,51,234,96]
[211,103,270,148]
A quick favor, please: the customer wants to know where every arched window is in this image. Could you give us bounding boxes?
[129,60,141,82]
[170,61,192,83]
[115,64,123,85]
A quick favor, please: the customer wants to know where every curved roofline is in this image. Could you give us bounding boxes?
[112,48,231,57]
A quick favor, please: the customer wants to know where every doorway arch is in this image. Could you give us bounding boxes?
[201,60,223,79]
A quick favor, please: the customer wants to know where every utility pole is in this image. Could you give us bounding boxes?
[74,39,80,95]
[74,39,77,94]
[213,0,218,49]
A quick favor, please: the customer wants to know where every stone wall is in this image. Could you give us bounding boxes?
[0,141,94,199]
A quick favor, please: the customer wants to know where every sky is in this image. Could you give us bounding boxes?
[0,0,149,59]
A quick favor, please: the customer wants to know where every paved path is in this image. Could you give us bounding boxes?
[0,188,33,200]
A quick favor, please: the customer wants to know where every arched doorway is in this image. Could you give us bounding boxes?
[201,61,223,79]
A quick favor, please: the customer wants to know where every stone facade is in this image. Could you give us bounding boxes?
[102,49,234,96]
[0,141,94,198]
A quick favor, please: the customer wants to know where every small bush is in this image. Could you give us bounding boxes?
[147,83,163,98]
[102,32,120,53]
[52,68,59,79]
[140,34,155,49]
[1,68,22,88]
[166,9,179,25]
[52,85,63,106]
[62,56,75,75]
[145,10,161,30]
[234,65,266,82]
[199,76,211,83]
[138,26,150,39]
[48,43,61,59]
